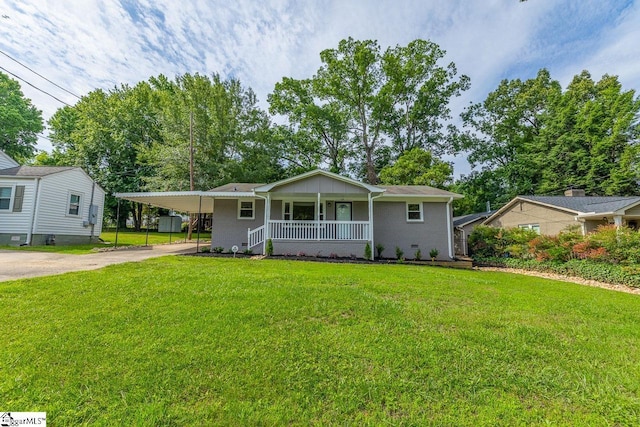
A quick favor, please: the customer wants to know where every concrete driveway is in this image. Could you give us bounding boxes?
[0,243,200,282]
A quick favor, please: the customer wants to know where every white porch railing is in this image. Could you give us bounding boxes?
[268,220,370,241]
[247,225,265,248]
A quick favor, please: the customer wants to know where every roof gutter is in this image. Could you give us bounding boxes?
[27,177,41,245]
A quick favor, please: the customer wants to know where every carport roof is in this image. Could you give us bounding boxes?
[114,190,255,213]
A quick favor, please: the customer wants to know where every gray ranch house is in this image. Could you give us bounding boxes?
[117,169,462,260]
[0,149,105,245]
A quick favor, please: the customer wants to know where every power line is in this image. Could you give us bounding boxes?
[0,49,81,99]
[0,65,72,107]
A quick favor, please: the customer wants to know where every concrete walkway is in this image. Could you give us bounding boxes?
[0,243,200,282]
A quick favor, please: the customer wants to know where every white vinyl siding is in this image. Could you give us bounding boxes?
[0,180,36,234]
[32,169,105,236]
[406,202,423,222]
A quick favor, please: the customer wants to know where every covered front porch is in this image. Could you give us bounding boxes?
[248,195,379,255]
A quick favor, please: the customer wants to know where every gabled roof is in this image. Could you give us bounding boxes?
[453,211,495,227]
[254,169,385,193]
[0,150,19,168]
[0,165,76,177]
[484,195,640,225]
[209,183,265,192]
[520,196,640,214]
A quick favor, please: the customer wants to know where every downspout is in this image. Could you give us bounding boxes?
[446,197,454,259]
[88,181,96,241]
[27,177,41,245]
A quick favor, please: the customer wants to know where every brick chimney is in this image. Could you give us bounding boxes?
[564,189,586,197]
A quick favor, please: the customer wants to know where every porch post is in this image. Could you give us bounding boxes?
[263,193,271,254]
[115,198,120,248]
[368,192,374,258]
[447,197,454,259]
[317,192,321,240]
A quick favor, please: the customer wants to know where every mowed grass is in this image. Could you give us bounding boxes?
[0,230,210,254]
[2,258,640,425]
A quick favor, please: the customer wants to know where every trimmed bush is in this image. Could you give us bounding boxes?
[364,242,372,260]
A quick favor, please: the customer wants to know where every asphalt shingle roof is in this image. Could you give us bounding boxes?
[520,196,640,214]
[0,166,76,177]
[453,211,495,227]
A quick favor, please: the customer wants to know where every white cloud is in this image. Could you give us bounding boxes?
[1,0,638,177]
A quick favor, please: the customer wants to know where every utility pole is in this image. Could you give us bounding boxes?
[188,111,195,240]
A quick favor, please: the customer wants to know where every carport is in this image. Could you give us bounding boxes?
[114,191,214,252]
[114,189,256,252]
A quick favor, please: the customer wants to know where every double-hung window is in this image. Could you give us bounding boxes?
[238,199,255,219]
[0,187,12,210]
[406,202,423,222]
[68,193,81,216]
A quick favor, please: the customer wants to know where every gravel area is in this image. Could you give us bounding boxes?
[477,266,640,295]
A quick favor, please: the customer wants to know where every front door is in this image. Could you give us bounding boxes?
[336,202,352,239]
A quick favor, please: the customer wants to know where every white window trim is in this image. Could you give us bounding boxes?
[66,191,83,217]
[0,185,14,212]
[406,202,423,222]
[519,223,540,234]
[281,199,325,221]
[237,199,255,220]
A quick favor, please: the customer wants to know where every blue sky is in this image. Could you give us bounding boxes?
[1,0,639,176]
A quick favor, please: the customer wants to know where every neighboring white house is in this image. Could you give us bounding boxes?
[0,150,105,245]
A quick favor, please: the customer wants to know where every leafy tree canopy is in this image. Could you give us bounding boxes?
[0,71,44,162]
[379,148,453,188]
[457,68,640,214]
[269,37,469,183]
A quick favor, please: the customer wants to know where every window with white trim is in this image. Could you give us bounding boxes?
[282,201,325,221]
[0,187,11,210]
[519,224,540,234]
[406,202,423,222]
[68,193,81,216]
[238,199,255,219]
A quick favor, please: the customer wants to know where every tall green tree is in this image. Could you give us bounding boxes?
[49,82,159,229]
[0,71,44,162]
[459,68,640,214]
[146,73,280,191]
[270,37,469,184]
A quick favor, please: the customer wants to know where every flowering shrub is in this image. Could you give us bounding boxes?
[470,224,640,286]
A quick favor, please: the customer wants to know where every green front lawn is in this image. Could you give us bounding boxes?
[0,230,210,254]
[2,258,640,425]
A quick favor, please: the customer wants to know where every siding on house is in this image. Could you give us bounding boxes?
[625,205,640,216]
[32,169,105,237]
[0,178,36,244]
[374,201,451,260]
[211,198,265,250]
[486,200,577,235]
[271,175,369,195]
[0,151,19,169]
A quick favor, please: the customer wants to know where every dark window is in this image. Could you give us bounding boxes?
[0,187,12,210]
